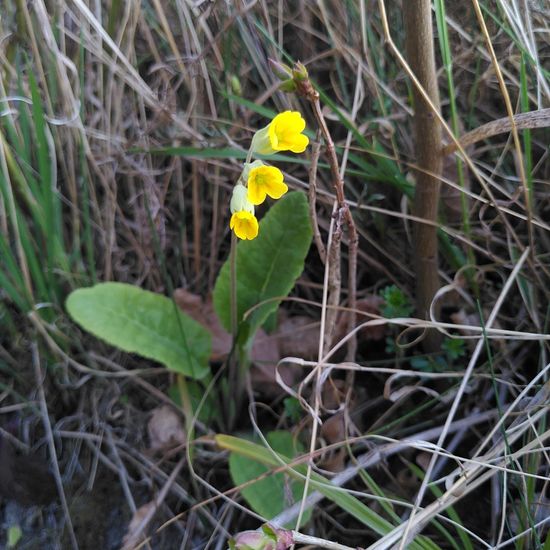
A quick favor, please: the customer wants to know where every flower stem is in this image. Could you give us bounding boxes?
[230,233,238,337]
[177,374,194,461]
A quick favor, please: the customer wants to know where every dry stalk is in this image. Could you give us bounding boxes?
[325,215,343,353]
[442,107,550,156]
[403,0,443,353]
[296,74,359,360]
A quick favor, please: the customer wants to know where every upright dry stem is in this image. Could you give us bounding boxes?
[296,75,358,360]
[403,0,443,352]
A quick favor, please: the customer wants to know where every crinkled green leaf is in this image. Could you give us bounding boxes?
[66,283,210,379]
[213,191,312,334]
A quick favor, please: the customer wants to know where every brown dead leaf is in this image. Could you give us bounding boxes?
[249,329,300,396]
[147,405,186,453]
[321,411,346,444]
[174,289,297,396]
[319,447,346,472]
[276,315,320,360]
[335,295,386,344]
[318,380,359,472]
[173,289,231,361]
[356,295,386,341]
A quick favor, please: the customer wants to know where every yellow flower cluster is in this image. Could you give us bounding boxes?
[229,111,309,240]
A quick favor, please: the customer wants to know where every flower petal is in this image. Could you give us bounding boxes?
[266,111,308,154]
[265,177,288,199]
[289,133,309,153]
[244,215,259,239]
[230,211,259,240]
[247,180,267,205]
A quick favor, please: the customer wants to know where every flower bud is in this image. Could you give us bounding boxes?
[230,75,242,96]
[268,59,293,81]
[230,184,254,215]
[291,61,308,81]
[228,525,293,550]
[229,529,276,550]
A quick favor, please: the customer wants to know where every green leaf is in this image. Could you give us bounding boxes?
[213,191,312,335]
[228,431,312,528]
[66,283,211,379]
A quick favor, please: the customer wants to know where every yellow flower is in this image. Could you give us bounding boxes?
[251,111,309,155]
[247,164,288,205]
[230,183,259,240]
[230,211,259,240]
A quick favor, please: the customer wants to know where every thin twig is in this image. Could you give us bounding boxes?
[325,213,343,354]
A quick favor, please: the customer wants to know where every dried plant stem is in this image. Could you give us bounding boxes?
[308,131,326,264]
[378,0,550,293]
[297,77,358,360]
[442,107,550,156]
[403,0,442,352]
[325,215,342,353]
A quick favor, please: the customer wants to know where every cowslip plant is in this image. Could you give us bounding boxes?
[228,111,309,240]
[218,108,311,421]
